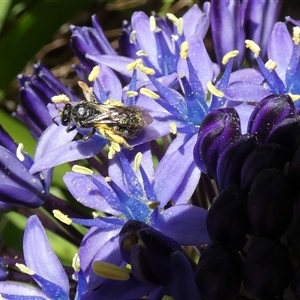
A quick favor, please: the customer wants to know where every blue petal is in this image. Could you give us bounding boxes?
[0,281,46,299]
[23,216,69,296]
[30,124,106,173]
[153,134,198,206]
[153,205,209,245]
[63,172,122,215]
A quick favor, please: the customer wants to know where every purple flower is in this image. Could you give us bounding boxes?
[0,215,76,299]
[17,62,76,139]
[61,144,208,295]
[210,0,283,69]
[0,125,50,210]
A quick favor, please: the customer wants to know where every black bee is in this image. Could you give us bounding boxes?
[54,81,153,149]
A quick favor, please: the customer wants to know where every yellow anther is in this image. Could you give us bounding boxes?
[72,165,94,175]
[126,90,139,97]
[16,143,25,162]
[149,15,157,32]
[293,26,300,45]
[162,296,175,300]
[288,93,300,101]
[108,142,121,159]
[134,152,142,172]
[177,17,184,36]
[53,210,72,225]
[72,253,80,272]
[136,50,148,57]
[130,30,137,44]
[207,81,224,97]
[169,122,177,134]
[92,261,131,281]
[88,65,100,81]
[105,176,112,182]
[265,59,277,71]
[16,263,35,275]
[180,41,189,60]
[51,94,70,103]
[137,63,156,75]
[245,40,261,58]
[140,87,160,99]
[147,201,161,209]
[126,60,139,71]
[222,50,239,65]
[166,13,179,25]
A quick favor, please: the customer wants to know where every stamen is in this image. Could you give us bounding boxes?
[288,93,300,101]
[140,87,159,99]
[169,122,177,134]
[293,27,300,45]
[245,40,261,58]
[265,59,277,70]
[180,41,189,60]
[177,17,184,36]
[147,201,161,209]
[108,142,121,159]
[137,62,156,75]
[53,210,72,225]
[16,143,25,161]
[129,30,137,44]
[166,13,179,25]
[72,165,94,175]
[149,15,156,32]
[127,90,139,97]
[15,263,35,275]
[105,176,112,182]
[134,152,142,172]
[88,65,100,81]
[72,253,80,272]
[207,81,224,97]
[126,59,139,71]
[92,212,100,218]
[92,261,131,281]
[136,50,148,57]
[222,50,239,65]
[51,94,70,103]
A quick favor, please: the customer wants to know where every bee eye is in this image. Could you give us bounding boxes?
[61,103,72,125]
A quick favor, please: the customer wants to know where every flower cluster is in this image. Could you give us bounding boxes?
[3,0,300,299]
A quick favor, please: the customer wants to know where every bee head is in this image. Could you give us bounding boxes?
[61,103,73,126]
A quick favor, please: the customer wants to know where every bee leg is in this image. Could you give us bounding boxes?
[83,127,96,141]
[103,99,124,106]
[99,127,133,150]
[67,125,77,132]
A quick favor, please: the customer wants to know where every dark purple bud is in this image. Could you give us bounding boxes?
[195,242,243,300]
[194,108,241,179]
[247,169,294,237]
[247,94,294,144]
[243,239,293,298]
[267,116,300,158]
[206,184,247,250]
[291,266,300,299]
[119,220,185,285]
[217,134,258,191]
[241,143,287,192]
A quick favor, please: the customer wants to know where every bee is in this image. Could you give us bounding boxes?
[54,81,153,150]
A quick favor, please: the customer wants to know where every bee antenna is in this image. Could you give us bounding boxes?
[52,116,60,126]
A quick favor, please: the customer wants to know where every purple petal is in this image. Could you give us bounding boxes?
[153,205,209,245]
[0,281,46,297]
[268,22,293,82]
[79,226,122,276]
[23,216,69,294]
[183,3,210,39]
[153,134,198,206]
[63,172,122,215]
[131,11,159,70]
[30,124,106,173]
